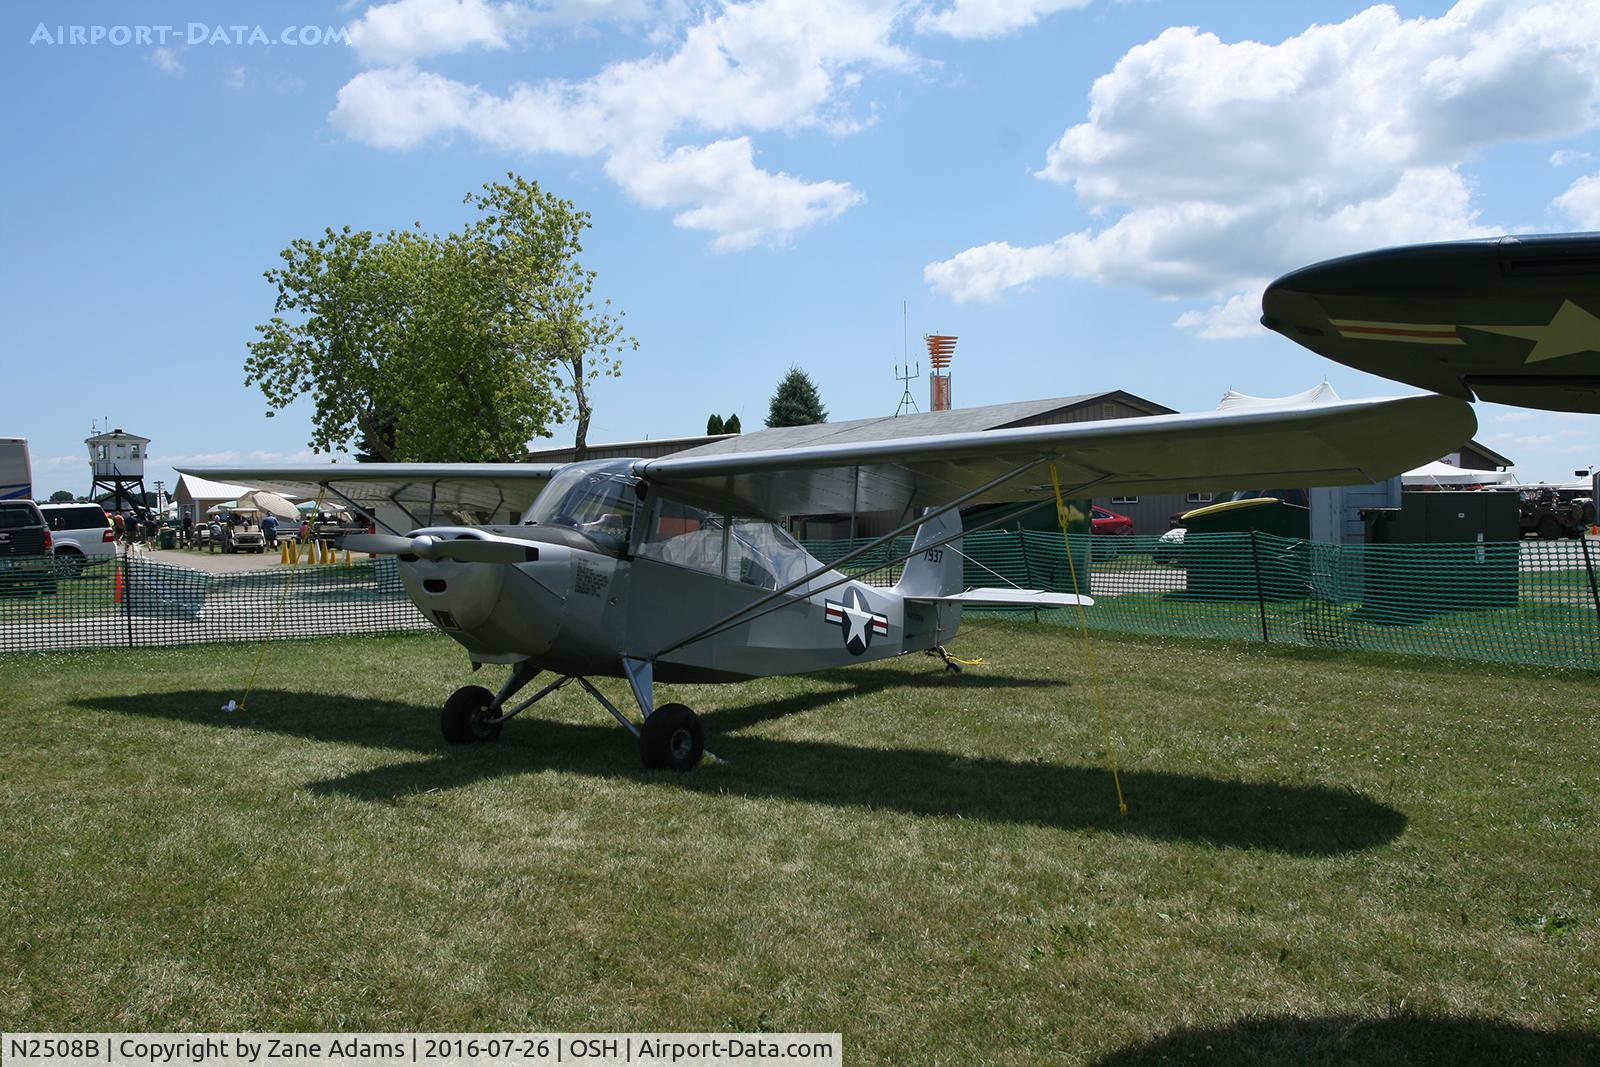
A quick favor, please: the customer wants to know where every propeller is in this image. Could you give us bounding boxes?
[342,533,538,564]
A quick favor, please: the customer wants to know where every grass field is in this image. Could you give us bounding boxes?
[2,621,1598,1064]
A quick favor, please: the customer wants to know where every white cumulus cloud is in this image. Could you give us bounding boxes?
[1551,148,1592,167]
[924,0,1600,333]
[1554,172,1600,228]
[916,0,1091,40]
[348,0,532,64]
[150,47,184,76]
[332,0,911,249]
[347,0,658,64]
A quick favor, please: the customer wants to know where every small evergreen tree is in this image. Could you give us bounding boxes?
[724,413,741,434]
[706,413,725,435]
[766,367,828,427]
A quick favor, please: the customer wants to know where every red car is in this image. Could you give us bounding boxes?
[1092,505,1134,536]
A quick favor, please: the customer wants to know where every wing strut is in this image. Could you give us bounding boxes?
[318,482,394,534]
[653,465,1111,658]
[660,481,1100,651]
[653,456,1050,658]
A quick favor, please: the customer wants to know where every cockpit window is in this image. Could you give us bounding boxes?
[729,517,816,591]
[638,498,726,574]
[525,463,638,554]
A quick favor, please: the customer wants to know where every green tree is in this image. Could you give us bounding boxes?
[48,489,75,503]
[245,174,634,463]
[724,413,741,434]
[706,413,725,435]
[766,367,828,427]
[466,174,637,460]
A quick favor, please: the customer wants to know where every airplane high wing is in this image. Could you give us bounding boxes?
[636,393,1475,520]
[1262,232,1600,413]
[178,463,563,527]
[186,394,1474,527]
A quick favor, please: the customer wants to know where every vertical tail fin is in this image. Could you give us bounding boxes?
[895,508,963,597]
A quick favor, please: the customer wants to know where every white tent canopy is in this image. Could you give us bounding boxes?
[173,472,251,507]
[1402,461,1512,486]
[1216,381,1342,412]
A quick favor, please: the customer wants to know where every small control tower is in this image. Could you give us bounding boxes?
[86,426,150,510]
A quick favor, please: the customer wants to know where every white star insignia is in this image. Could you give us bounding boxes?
[1465,300,1600,363]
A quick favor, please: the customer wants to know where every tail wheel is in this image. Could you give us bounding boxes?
[639,703,704,771]
[442,684,503,744]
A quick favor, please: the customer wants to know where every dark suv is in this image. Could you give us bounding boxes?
[0,500,57,596]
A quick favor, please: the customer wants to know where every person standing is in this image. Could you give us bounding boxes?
[261,512,279,548]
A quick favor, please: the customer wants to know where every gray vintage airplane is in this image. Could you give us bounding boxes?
[184,393,1472,771]
[1262,232,1600,413]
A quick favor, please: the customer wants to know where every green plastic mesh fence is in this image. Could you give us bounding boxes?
[0,554,428,653]
[3,532,1599,670]
[803,528,1600,671]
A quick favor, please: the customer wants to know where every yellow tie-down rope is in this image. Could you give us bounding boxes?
[1051,465,1128,818]
[232,486,329,713]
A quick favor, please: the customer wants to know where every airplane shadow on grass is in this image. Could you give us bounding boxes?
[1092,1013,1600,1066]
[78,668,1406,857]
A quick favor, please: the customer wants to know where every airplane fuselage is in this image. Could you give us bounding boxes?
[396,524,960,683]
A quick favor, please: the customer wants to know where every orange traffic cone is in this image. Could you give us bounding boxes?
[114,567,124,604]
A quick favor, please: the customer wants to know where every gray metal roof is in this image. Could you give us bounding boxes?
[673,394,1132,458]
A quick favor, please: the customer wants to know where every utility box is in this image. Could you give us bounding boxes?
[1365,491,1520,544]
[1360,491,1520,622]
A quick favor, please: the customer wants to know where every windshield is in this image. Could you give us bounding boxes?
[525,461,638,553]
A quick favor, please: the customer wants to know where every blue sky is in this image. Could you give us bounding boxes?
[4,0,1600,498]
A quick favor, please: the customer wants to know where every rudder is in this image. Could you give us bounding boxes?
[895,509,963,597]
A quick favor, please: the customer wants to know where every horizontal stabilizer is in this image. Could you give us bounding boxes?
[904,587,1094,608]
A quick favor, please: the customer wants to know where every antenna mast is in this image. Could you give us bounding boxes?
[895,301,919,416]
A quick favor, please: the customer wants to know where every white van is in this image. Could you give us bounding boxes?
[38,502,115,575]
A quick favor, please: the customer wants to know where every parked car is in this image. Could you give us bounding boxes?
[1092,505,1134,536]
[0,499,57,596]
[38,501,115,575]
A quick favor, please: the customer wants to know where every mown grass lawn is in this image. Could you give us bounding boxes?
[1,621,1597,1064]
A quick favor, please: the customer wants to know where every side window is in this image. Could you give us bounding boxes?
[638,498,725,575]
[729,517,815,591]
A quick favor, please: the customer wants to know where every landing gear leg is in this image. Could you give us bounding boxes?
[442,660,563,744]
[593,657,705,772]
[927,644,963,673]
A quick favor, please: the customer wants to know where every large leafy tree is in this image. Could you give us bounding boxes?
[245,174,634,462]
[766,367,828,427]
[467,174,636,460]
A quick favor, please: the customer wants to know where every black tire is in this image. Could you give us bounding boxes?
[441,684,503,744]
[1538,517,1562,540]
[639,702,704,771]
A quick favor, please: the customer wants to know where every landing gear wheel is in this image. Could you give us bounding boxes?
[639,703,703,771]
[442,684,503,744]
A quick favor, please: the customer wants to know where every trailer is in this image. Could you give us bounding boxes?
[0,438,31,501]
